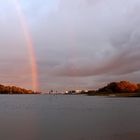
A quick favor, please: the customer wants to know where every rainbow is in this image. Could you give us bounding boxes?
[14,0,38,91]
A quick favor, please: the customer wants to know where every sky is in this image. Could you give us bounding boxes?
[0,0,140,92]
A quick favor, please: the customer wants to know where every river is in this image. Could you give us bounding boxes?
[0,95,140,140]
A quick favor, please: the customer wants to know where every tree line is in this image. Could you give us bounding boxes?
[97,81,140,93]
[86,81,140,96]
[0,84,35,94]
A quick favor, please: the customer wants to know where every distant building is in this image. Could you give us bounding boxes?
[65,90,76,95]
[75,90,82,94]
[65,89,90,95]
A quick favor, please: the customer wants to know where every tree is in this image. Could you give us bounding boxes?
[0,84,35,94]
[97,81,138,93]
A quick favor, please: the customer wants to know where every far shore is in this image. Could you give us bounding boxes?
[86,92,140,97]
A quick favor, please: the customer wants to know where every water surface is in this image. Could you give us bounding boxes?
[0,95,140,140]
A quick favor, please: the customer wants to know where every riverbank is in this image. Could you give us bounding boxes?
[86,92,140,97]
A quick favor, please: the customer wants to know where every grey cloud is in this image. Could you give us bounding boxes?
[1,0,140,91]
[33,0,140,91]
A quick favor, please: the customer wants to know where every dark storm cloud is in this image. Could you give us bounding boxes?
[35,0,140,76]
[33,0,140,90]
[1,0,140,91]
